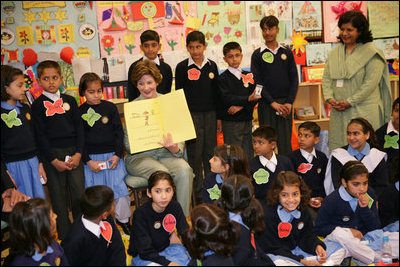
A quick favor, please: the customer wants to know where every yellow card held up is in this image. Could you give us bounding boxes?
[124,90,196,154]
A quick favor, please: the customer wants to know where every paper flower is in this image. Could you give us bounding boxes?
[123,33,136,54]
[290,30,308,54]
[235,30,242,38]
[188,68,201,80]
[213,33,221,44]
[102,35,115,55]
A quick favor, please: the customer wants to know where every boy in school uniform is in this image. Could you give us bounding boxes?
[127,30,173,101]
[250,125,294,200]
[251,15,298,155]
[288,121,328,221]
[31,60,85,240]
[217,41,261,161]
[175,31,220,205]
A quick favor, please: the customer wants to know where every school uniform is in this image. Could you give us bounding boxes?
[128,200,190,266]
[378,181,399,228]
[127,55,173,101]
[314,186,381,237]
[251,43,298,155]
[249,153,294,200]
[31,91,85,240]
[229,212,274,266]
[175,56,220,204]
[61,215,126,266]
[1,101,45,199]
[376,120,398,178]
[324,144,389,197]
[188,251,234,266]
[217,68,257,160]
[202,172,223,204]
[288,148,327,198]
[256,203,325,263]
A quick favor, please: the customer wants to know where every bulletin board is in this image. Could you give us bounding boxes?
[368,1,399,38]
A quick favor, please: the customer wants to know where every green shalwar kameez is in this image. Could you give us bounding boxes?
[322,42,392,151]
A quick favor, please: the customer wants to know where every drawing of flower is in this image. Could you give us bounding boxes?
[123,33,136,54]
[102,35,115,55]
[213,33,221,44]
[224,27,231,38]
[235,30,242,38]
[60,27,69,42]
[19,30,29,44]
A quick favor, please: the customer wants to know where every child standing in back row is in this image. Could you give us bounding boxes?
[78,72,131,235]
[31,60,85,240]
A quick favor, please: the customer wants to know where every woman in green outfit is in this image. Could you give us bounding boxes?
[322,10,392,151]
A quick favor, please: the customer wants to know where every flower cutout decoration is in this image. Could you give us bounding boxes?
[124,33,136,54]
[102,35,115,55]
[235,30,242,38]
[188,68,201,80]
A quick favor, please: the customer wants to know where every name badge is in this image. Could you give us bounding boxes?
[336,79,344,87]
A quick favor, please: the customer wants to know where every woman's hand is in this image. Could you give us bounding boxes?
[51,158,72,172]
[159,133,180,154]
[67,153,82,169]
[38,163,47,183]
[87,160,103,173]
[107,155,120,169]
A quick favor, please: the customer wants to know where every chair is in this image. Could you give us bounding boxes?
[124,175,149,209]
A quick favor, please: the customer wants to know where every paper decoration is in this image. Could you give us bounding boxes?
[53,8,67,23]
[22,2,66,9]
[368,1,399,38]
[104,17,126,31]
[78,13,85,22]
[57,24,75,43]
[2,1,15,14]
[278,222,292,238]
[290,30,308,54]
[5,17,14,25]
[24,66,43,99]
[249,4,264,23]
[127,21,144,32]
[293,1,322,31]
[60,47,74,64]
[305,43,331,66]
[101,35,115,56]
[102,8,112,21]
[122,5,130,22]
[76,47,92,58]
[59,61,75,88]
[1,28,15,45]
[79,23,96,40]
[373,38,400,60]
[130,1,165,30]
[302,66,325,82]
[6,49,19,63]
[1,48,5,64]
[35,25,57,45]
[73,1,86,11]
[124,34,136,54]
[22,48,37,67]
[23,10,37,25]
[38,9,52,24]
[292,49,306,65]
[16,26,34,46]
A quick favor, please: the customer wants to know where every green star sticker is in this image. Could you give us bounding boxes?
[253,168,270,185]
[1,109,22,128]
[207,184,221,200]
[384,135,399,149]
[81,107,101,127]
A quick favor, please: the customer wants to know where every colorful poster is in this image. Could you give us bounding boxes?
[197,1,247,47]
[373,38,400,60]
[368,1,399,38]
[35,25,57,45]
[16,26,34,46]
[292,1,322,31]
[57,24,75,43]
[305,43,332,66]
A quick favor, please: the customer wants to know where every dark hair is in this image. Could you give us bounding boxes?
[213,144,250,177]
[347,117,379,149]
[252,125,277,143]
[223,42,242,56]
[260,15,279,29]
[131,60,163,87]
[337,11,373,44]
[148,170,176,193]
[184,204,239,260]
[80,185,114,220]
[186,31,206,46]
[9,198,54,257]
[339,160,369,183]
[1,65,24,101]
[298,121,321,137]
[393,97,399,111]
[78,72,103,97]
[266,171,311,211]
[36,60,62,78]
[140,29,160,44]
[216,174,265,233]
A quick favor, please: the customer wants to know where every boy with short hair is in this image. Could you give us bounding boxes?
[127,30,173,101]
[175,31,220,205]
[251,15,298,155]
[288,121,328,220]
[62,185,126,266]
[31,60,85,240]
[218,41,261,160]
[250,125,294,200]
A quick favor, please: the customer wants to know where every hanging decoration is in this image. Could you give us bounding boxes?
[38,9,52,24]
[36,25,57,45]
[23,10,37,25]
[1,28,15,46]
[16,26,34,46]
[101,35,115,56]
[53,8,68,23]
[57,24,75,43]
[6,49,20,63]
[22,48,38,67]
[130,1,165,30]
[60,47,74,64]
[290,30,308,54]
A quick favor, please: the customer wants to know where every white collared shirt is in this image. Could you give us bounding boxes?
[259,153,277,172]
[387,119,399,135]
[42,90,61,102]
[82,216,101,238]
[300,148,317,163]
[228,66,242,80]
[143,55,160,66]
[188,55,209,69]
[260,42,283,55]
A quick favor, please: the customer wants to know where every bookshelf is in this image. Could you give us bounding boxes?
[293,78,399,131]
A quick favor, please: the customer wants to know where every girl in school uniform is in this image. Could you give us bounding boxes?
[256,171,327,266]
[216,174,274,266]
[203,144,250,204]
[1,65,46,199]
[78,72,131,235]
[324,117,389,198]
[185,203,239,266]
[128,170,190,266]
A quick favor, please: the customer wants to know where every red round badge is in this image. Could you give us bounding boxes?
[278,222,292,238]
[162,214,176,233]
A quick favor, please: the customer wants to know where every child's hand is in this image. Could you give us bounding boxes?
[38,163,47,183]
[315,245,327,263]
[349,228,364,240]
[67,153,81,169]
[227,105,243,115]
[300,259,322,266]
[357,193,369,208]
[107,155,120,169]
[159,133,180,154]
[309,197,323,208]
[51,158,72,172]
[248,89,262,102]
[87,160,103,173]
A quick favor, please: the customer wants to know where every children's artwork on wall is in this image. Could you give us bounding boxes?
[22,2,66,9]
[1,28,15,45]
[305,43,332,66]
[322,1,368,43]
[79,23,96,40]
[35,25,57,45]
[292,1,322,32]
[249,4,264,23]
[53,8,67,23]
[1,48,5,64]
[37,9,52,24]
[57,24,75,43]
[16,26,34,46]
[59,61,75,89]
[373,38,399,60]
[6,48,19,63]
[2,1,15,14]
[290,30,308,54]
[23,10,37,24]
[368,1,399,39]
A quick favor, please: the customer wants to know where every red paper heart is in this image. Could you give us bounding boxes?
[188,68,201,81]
[44,99,65,117]
[162,214,176,233]
[297,163,313,174]
[278,222,292,238]
[100,221,113,243]
[60,47,74,64]
[22,48,37,67]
